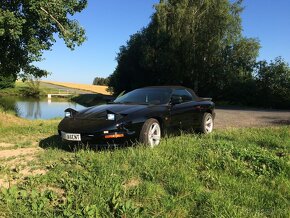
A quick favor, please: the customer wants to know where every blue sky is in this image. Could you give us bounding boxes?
[35,0,290,84]
[242,0,290,63]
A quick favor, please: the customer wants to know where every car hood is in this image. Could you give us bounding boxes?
[74,104,148,119]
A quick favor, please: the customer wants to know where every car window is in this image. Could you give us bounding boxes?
[172,89,193,103]
[114,88,172,105]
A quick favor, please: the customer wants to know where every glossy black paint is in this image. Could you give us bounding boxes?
[58,86,215,144]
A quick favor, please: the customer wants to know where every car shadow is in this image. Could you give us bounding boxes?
[39,135,138,152]
[39,135,72,151]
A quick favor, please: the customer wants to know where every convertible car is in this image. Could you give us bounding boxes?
[58,86,215,147]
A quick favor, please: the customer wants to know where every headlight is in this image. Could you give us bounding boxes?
[65,111,71,118]
[107,113,115,120]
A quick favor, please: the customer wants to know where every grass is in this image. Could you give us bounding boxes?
[0,81,62,97]
[42,81,111,95]
[0,111,289,217]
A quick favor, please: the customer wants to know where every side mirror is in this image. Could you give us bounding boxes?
[170,96,182,105]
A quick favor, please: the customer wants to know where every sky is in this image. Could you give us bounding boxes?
[35,0,290,84]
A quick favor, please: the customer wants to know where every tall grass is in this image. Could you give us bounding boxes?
[0,118,289,217]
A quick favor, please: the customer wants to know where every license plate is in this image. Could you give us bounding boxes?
[61,132,81,141]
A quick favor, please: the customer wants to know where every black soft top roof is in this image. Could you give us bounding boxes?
[144,85,187,89]
[139,86,199,99]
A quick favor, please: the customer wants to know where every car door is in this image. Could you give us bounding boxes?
[169,89,196,130]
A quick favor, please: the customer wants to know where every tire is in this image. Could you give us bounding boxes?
[139,118,161,147]
[199,113,214,134]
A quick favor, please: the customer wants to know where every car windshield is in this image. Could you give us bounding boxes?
[114,88,172,105]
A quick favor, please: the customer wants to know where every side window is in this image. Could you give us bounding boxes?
[172,89,193,103]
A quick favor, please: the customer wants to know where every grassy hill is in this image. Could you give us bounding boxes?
[0,110,289,217]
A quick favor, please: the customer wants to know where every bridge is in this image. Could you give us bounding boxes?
[47,89,75,99]
[47,93,75,99]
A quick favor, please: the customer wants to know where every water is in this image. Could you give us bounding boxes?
[0,97,87,120]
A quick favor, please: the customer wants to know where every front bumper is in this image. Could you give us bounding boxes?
[58,116,144,145]
[59,129,137,145]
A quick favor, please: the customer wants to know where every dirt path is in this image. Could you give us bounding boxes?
[0,146,45,188]
[0,147,42,159]
[215,106,290,128]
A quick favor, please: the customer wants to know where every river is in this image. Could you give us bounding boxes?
[0,96,88,120]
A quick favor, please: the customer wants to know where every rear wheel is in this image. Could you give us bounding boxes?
[139,118,161,147]
[199,113,214,134]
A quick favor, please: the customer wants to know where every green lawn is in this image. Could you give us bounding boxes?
[0,112,289,217]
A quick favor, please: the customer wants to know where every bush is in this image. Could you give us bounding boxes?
[255,58,290,109]
[223,79,258,106]
[23,77,41,97]
[214,57,290,109]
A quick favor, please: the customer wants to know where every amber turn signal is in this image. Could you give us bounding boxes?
[104,133,125,139]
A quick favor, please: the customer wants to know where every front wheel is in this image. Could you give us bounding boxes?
[199,113,214,134]
[139,118,161,147]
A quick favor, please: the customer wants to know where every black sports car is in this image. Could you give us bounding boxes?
[58,86,215,147]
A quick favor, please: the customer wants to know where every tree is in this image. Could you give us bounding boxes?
[255,57,290,108]
[0,0,87,86]
[109,0,260,99]
[93,77,109,86]
[214,37,260,100]
[153,0,244,93]
[23,75,41,97]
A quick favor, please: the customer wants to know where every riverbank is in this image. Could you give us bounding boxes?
[0,111,289,217]
[0,81,62,97]
[0,82,110,108]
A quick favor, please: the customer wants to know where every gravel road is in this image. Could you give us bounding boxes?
[215,106,290,129]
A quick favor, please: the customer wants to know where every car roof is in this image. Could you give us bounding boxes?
[141,86,188,90]
[138,86,199,99]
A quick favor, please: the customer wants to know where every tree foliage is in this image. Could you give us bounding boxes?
[23,75,41,97]
[0,0,87,86]
[255,57,290,108]
[0,74,15,89]
[93,77,109,86]
[109,0,260,100]
[109,0,290,108]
